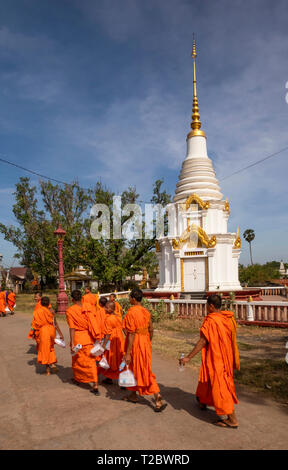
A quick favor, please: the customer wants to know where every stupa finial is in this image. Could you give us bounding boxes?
[187,37,206,139]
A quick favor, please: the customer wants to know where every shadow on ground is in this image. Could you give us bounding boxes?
[27,354,73,382]
[102,379,216,424]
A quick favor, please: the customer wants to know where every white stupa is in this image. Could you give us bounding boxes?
[156,40,242,293]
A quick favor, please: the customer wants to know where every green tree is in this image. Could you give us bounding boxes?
[0,177,91,284]
[239,262,280,286]
[243,229,255,265]
[85,179,171,290]
[0,177,171,290]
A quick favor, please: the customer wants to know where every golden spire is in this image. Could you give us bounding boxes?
[187,38,206,139]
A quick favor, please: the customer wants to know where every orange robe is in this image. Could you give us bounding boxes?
[123,305,160,396]
[98,314,125,379]
[114,301,123,321]
[66,304,101,384]
[32,305,57,365]
[8,293,16,312]
[27,301,51,341]
[95,306,107,339]
[0,291,7,314]
[82,292,99,311]
[196,310,240,416]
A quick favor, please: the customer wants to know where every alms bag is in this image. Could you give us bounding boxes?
[99,355,110,369]
[118,367,137,387]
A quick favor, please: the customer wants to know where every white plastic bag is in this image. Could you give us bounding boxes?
[54,333,66,348]
[55,338,66,348]
[99,355,110,370]
[90,342,104,356]
[118,368,137,388]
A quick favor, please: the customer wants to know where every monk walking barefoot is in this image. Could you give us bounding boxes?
[33,296,64,375]
[28,292,52,343]
[122,288,167,412]
[180,294,240,428]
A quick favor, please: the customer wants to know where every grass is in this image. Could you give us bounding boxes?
[237,342,258,351]
[235,359,288,403]
[152,316,288,404]
[14,292,58,315]
[153,330,202,368]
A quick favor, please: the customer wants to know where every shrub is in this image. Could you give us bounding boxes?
[117,297,168,323]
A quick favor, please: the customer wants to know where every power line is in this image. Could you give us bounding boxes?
[0,154,78,188]
[1,144,288,198]
[220,145,288,181]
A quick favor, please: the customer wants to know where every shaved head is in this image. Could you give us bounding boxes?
[105,301,115,314]
[41,296,50,307]
[99,297,107,307]
[34,292,42,302]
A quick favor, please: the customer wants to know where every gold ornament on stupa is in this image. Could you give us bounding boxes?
[187,38,206,140]
[233,227,241,249]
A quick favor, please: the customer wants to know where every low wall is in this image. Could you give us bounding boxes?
[99,291,130,299]
[147,298,288,325]
[259,286,287,297]
[99,291,288,326]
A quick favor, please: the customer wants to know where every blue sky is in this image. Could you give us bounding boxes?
[0,0,288,268]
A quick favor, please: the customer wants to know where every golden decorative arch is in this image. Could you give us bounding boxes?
[172,224,216,250]
[185,193,210,211]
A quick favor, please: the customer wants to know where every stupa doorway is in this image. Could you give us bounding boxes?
[182,256,206,292]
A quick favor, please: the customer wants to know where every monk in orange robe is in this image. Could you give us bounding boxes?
[95,296,108,339]
[0,287,7,317]
[109,293,123,320]
[66,289,101,395]
[98,301,125,384]
[122,288,166,412]
[28,292,46,340]
[82,287,99,311]
[180,294,240,428]
[8,290,16,314]
[33,296,64,375]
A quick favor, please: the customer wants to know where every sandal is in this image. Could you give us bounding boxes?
[154,401,167,413]
[90,388,100,396]
[213,419,238,429]
[50,365,59,374]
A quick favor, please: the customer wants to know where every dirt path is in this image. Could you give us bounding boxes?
[0,313,287,450]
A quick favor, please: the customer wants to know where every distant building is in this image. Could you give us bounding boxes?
[64,266,98,291]
[5,267,33,293]
[279,261,288,278]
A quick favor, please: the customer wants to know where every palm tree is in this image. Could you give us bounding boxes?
[243,229,255,265]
